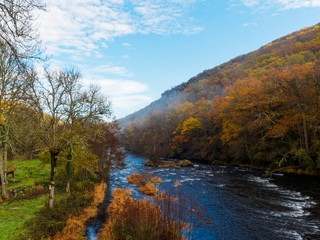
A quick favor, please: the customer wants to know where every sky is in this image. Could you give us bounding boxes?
[35,0,320,119]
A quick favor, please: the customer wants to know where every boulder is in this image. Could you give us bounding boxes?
[145,159,155,166]
[177,159,193,167]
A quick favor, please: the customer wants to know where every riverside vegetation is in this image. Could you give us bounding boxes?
[98,173,211,240]
[122,23,320,175]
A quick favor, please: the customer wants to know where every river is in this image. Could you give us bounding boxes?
[87,154,320,240]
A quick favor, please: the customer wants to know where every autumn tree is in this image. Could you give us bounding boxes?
[62,74,113,192]
[88,121,125,180]
[0,46,33,197]
[60,69,112,193]
[0,0,45,197]
[29,68,111,207]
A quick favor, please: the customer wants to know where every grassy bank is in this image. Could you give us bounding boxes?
[0,159,50,239]
[8,159,50,188]
[1,159,104,239]
[0,195,46,239]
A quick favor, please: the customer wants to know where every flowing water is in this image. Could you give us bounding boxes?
[87,154,320,240]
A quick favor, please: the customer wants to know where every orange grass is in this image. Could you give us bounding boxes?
[150,176,163,183]
[127,173,162,195]
[53,182,107,240]
[138,182,159,196]
[98,188,182,240]
[127,173,146,186]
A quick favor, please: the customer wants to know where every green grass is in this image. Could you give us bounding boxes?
[0,159,51,239]
[7,159,50,190]
[0,195,46,240]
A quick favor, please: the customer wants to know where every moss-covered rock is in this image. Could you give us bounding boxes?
[145,159,155,167]
[177,160,193,167]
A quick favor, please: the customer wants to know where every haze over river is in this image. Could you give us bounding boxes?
[87,154,320,240]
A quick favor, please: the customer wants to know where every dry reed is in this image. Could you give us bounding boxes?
[53,182,107,240]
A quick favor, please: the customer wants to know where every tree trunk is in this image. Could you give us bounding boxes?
[3,127,8,184]
[303,115,309,151]
[0,147,6,197]
[49,150,59,208]
[66,149,72,193]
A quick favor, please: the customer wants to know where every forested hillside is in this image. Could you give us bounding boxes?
[122,23,320,174]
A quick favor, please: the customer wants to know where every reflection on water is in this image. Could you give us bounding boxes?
[87,154,320,240]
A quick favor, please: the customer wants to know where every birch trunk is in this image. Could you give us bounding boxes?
[49,150,58,208]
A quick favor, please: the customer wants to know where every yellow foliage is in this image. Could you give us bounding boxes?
[181,117,202,135]
[107,188,132,216]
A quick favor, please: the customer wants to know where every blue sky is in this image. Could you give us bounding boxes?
[36,0,320,119]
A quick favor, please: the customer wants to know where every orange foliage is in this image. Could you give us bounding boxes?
[150,176,163,184]
[53,182,107,240]
[127,173,162,195]
[127,173,146,186]
[99,188,184,240]
[138,182,159,196]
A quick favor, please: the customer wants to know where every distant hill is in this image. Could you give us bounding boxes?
[121,22,320,174]
[119,23,320,128]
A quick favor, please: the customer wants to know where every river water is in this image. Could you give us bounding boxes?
[87,154,320,240]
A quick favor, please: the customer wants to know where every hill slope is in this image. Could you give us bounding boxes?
[121,23,320,174]
[120,23,320,127]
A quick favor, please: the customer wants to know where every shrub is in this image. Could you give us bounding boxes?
[138,182,159,196]
[127,173,162,195]
[99,187,212,240]
[99,188,181,240]
[150,176,163,183]
[127,173,146,186]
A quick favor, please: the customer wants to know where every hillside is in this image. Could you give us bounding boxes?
[121,23,320,174]
[119,23,320,128]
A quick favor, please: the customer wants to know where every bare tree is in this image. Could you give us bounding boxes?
[61,68,111,193]
[0,0,45,63]
[0,46,31,197]
[29,69,67,208]
[30,68,111,208]
[0,0,45,197]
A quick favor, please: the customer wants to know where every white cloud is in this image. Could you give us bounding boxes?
[82,78,152,118]
[89,64,132,77]
[243,22,258,26]
[112,95,153,109]
[242,0,259,7]
[239,0,320,9]
[123,43,131,47]
[112,95,153,118]
[34,0,205,118]
[84,79,148,96]
[36,0,204,57]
